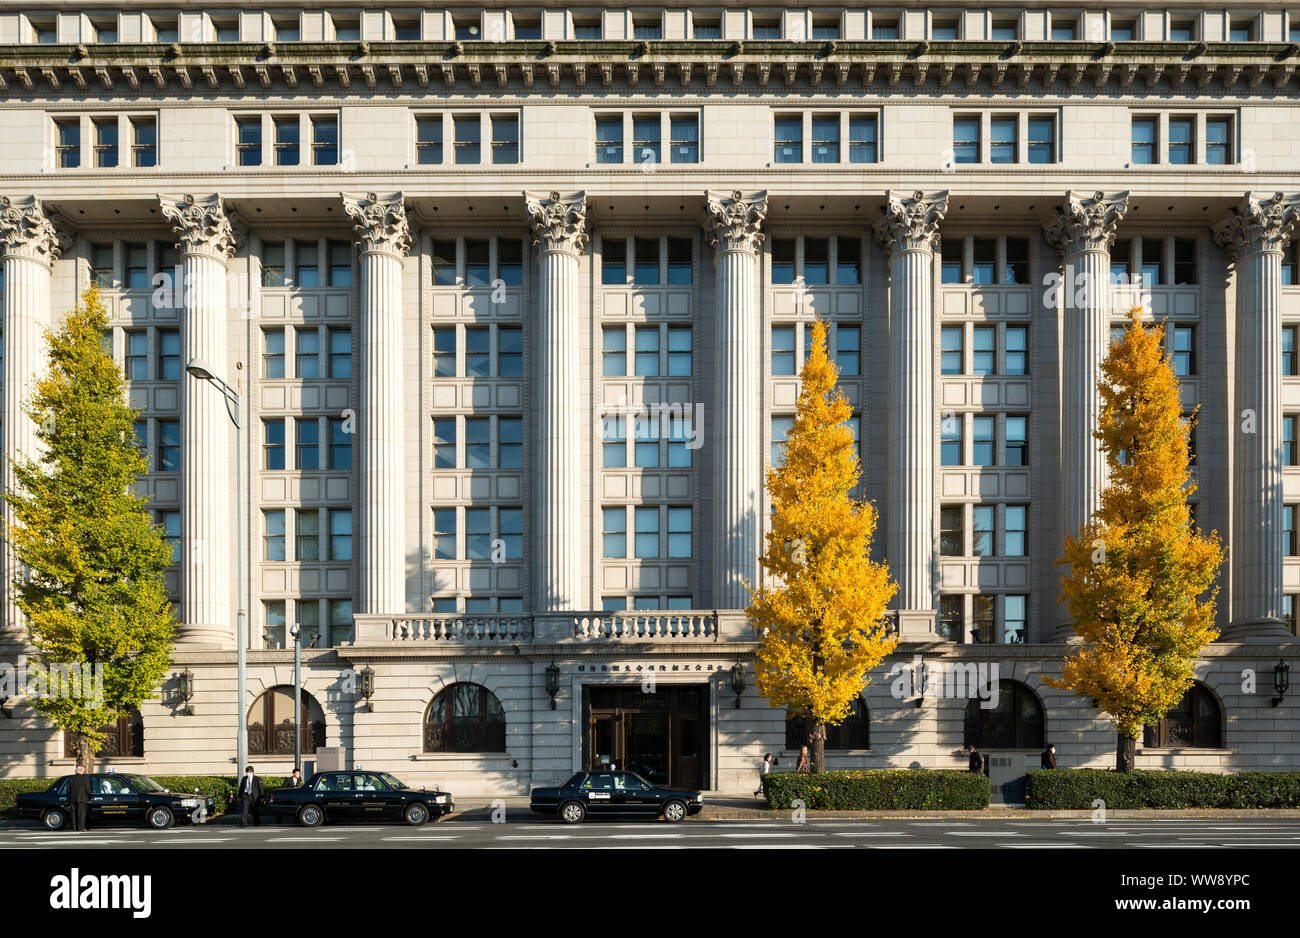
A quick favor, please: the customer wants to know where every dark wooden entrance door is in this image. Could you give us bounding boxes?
[585,685,708,789]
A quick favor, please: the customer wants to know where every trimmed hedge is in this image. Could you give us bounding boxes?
[0,775,290,819]
[762,770,990,810]
[1026,769,1300,809]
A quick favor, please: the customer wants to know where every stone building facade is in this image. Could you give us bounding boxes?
[0,1,1297,797]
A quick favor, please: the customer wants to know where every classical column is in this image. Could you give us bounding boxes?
[1213,191,1300,640]
[874,190,947,639]
[706,189,767,610]
[525,191,587,611]
[342,192,412,615]
[1044,190,1128,641]
[0,196,62,643]
[161,194,239,648]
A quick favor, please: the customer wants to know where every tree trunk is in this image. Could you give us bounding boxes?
[76,732,94,775]
[811,723,826,773]
[1116,733,1136,773]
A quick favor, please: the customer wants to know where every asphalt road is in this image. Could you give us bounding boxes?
[4,816,1300,849]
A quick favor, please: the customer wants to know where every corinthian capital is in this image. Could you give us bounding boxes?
[874,189,948,255]
[1044,190,1129,255]
[1213,191,1300,262]
[525,190,588,255]
[342,191,412,257]
[160,193,239,260]
[0,195,64,266]
[705,189,767,254]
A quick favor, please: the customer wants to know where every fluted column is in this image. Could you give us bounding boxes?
[706,190,767,609]
[161,194,239,648]
[0,196,62,644]
[874,190,947,639]
[526,191,587,610]
[1044,190,1129,641]
[1213,191,1300,640]
[343,192,411,614]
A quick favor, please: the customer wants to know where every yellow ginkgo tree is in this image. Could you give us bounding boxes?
[1045,308,1223,773]
[746,319,898,774]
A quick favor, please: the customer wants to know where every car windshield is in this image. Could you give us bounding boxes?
[379,773,407,790]
[129,776,166,793]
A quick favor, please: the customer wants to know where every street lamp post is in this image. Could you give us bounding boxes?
[290,621,302,774]
[186,358,247,773]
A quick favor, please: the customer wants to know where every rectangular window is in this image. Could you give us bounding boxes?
[574,19,601,39]
[123,242,147,289]
[941,239,962,284]
[1005,326,1028,376]
[941,326,964,375]
[1168,116,1194,165]
[1005,416,1028,466]
[329,418,351,470]
[1140,238,1163,287]
[971,327,996,377]
[158,330,180,380]
[123,331,147,381]
[499,507,523,560]
[263,419,285,470]
[837,237,861,285]
[328,240,351,287]
[499,417,523,469]
[274,116,300,166]
[296,601,321,649]
[296,418,319,470]
[161,511,180,563]
[634,414,659,468]
[1005,505,1028,556]
[311,116,338,165]
[463,239,490,287]
[670,116,699,163]
[1171,325,1195,376]
[263,510,286,561]
[295,241,319,287]
[972,505,995,557]
[1170,21,1194,41]
[813,19,840,39]
[836,325,860,376]
[432,328,456,377]
[1285,505,1297,557]
[1131,117,1157,165]
[941,418,963,466]
[666,237,692,285]
[771,416,792,465]
[131,118,157,167]
[1050,21,1077,40]
[491,115,519,164]
[496,238,523,286]
[1205,117,1232,165]
[1287,416,1298,467]
[972,595,996,643]
[328,600,354,645]
[811,116,839,163]
[602,411,626,467]
[133,420,148,460]
[1110,239,1132,284]
[328,328,351,379]
[989,116,1017,164]
[596,116,623,164]
[1027,117,1054,164]
[872,20,899,39]
[236,117,262,166]
[953,116,980,164]
[668,326,693,376]
[635,325,659,375]
[972,416,996,466]
[938,595,963,641]
[633,19,661,40]
[603,327,627,376]
[940,506,964,556]
[466,327,490,376]
[56,120,80,168]
[990,20,1016,40]
[90,243,114,287]
[1285,327,1297,377]
[94,119,119,168]
[432,419,456,469]
[633,115,660,167]
[465,417,491,469]
[1004,237,1029,285]
[774,116,802,163]
[159,420,180,471]
[330,509,352,561]
[931,20,958,40]
[432,509,456,560]
[498,327,523,377]
[1174,238,1198,285]
[454,116,481,164]
[601,237,628,285]
[692,19,721,39]
[262,242,286,287]
[603,507,627,558]
[667,507,692,558]
[417,116,443,164]
[296,328,320,378]
[772,326,796,375]
[634,238,659,286]
[848,115,877,163]
[972,239,996,286]
[634,507,659,558]
[753,19,779,39]
[803,239,829,285]
[1004,595,1027,644]
[771,239,796,285]
[1111,21,1135,41]
[667,416,692,468]
[264,601,287,649]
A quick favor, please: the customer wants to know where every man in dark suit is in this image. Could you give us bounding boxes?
[66,766,91,832]
[237,766,264,827]
[287,768,303,787]
[1041,743,1058,769]
[967,744,985,775]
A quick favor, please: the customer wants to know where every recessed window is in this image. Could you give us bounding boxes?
[633,115,660,166]
[1206,117,1232,165]
[953,116,980,164]
[573,19,601,39]
[811,116,839,163]
[311,116,338,165]
[633,18,662,40]
[812,18,839,40]
[1131,116,1157,165]
[1168,116,1194,165]
[237,117,262,166]
[941,417,963,466]
[431,241,456,287]
[972,505,995,557]
[940,506,964,555]
[849,115,878,163]
[417,116,443,164]
[131,117,157,167]
[1005,416,1028,466]
[262,242,286,287]
[596,116,623,163]
[274,17,301,42]
[295,240,319,287]
[771,238,795,284]
[513,18,540,39]
[454,18,481,40]
[330,510,352,561]
[274,116,300,166]
[990,19,1016,40]
[1111,20,1135,41]
[333,15,360,41]
[1005,506,1028,556]
[1050,19,1077,40]
[94,119,119,168]
[1005,326,1028,375]
[1228,20,1252,42]
[454,116,481,164]
[872,19,899,39]
[1170,325,1196,376]
[670,115,699,163]
[394,18,421,40]
[56,120,80,168]
[693,19,721,39]
[491,115,519,164]
[297,328,320,378]
[931,19,958,40]
[752,18,780,39]
[774,116,802,163]
[1170,20,1194,41]
[92,17,119,43]
[1283,327,1296,374]
[989,116,1016,164]
[939,596,963,641]
[1027,117,1055,164]
[296,418,320,470]
[972,416,996,466]
[772,325,796,375]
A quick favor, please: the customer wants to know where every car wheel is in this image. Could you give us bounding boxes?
[661,800,687,823]
[147,807,174,830]
[404,803,428,826]
[298,804,324,828]
[43,808,68,831]
[559,800,586,824]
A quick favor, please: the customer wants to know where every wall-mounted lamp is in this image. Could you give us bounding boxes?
[177,668,195,715]
[914,653,926,708]
[545,663,561,710]
[358,665,375,712]
[730,664,747,708]
[1272,660,1291,707]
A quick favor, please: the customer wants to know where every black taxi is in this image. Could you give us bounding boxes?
[14,773,214,830]
[267,770,453,827]
[530,770,704,824]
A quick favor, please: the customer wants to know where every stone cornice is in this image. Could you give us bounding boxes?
[159,192,239,260]
[0,195,64,266]
[1044,189,1130,255]
[1212,191,1300,262]
[341,190,412,258]
[705,189,768,254]
[525,190,588,255]
[2,41,1297,94]
[874,189,949,255]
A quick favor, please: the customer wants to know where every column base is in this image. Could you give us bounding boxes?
[1221,617,1298,643]
[174,624,236,651]
[895,609,937,642]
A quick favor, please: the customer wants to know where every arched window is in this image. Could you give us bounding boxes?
[247,686,325,756]
[423,683,506,753]
[785,697,869,751]
[964,680,1044,749]
[64,706,143,758]
[1144,682,1222,748]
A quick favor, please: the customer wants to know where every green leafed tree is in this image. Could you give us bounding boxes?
[5,286,176,772]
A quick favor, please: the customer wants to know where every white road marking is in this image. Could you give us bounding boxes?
[263,837,346,843]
